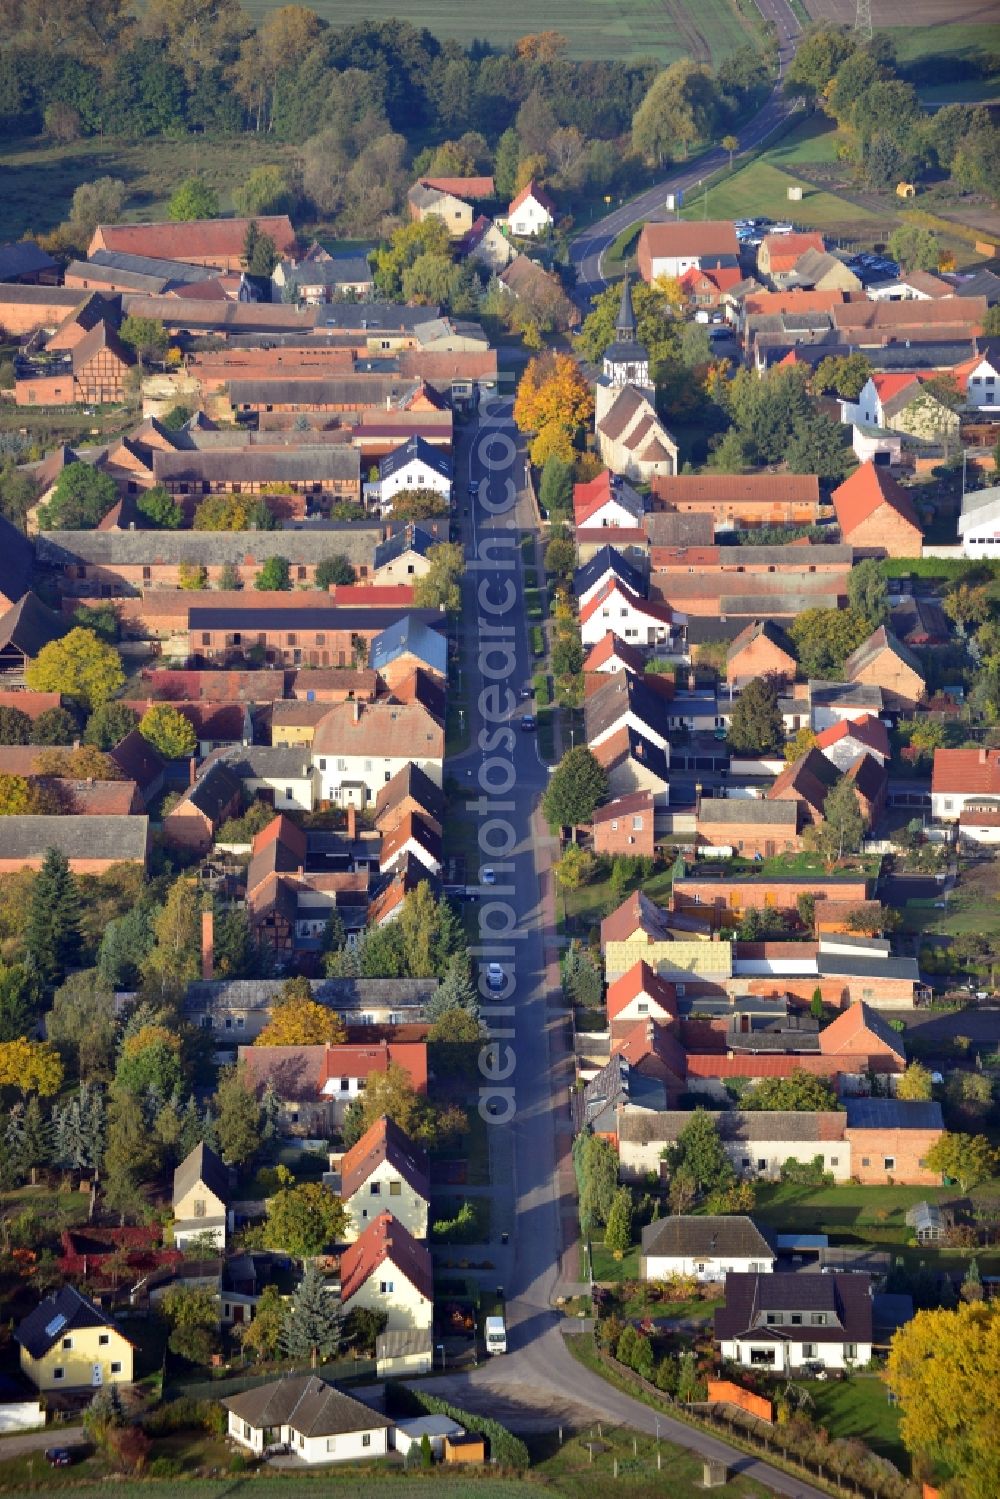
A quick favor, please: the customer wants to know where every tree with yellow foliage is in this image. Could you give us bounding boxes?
[514,353,594,468]
[255,994,347,1047]
[0,1038,64,1096]
[884,1300,1000,1499]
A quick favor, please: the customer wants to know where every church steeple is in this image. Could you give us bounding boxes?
[616,271,637,340]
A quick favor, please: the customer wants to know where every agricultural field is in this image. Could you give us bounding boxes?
[243,0,758,65]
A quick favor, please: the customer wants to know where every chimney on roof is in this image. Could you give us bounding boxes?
[346,806,357,840]
[201,908,214,982]
[188,756,198,787]
[353,699,361,723]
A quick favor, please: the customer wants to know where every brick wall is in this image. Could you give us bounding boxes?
[845,507,922,559]
[845,1126,942,1185]
[674,877,868,918]
[696,819,800,858]
[850,655,924,711]
[706,1381,774,1424]
[594,812,656,857]
[726,635,796,684]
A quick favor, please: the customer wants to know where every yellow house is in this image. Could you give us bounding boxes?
[172,1141,233,1251]
[16,1286,134,1393]
[339,1212,433,1332]
[336,1115,430,1243]
[270,700,329,748]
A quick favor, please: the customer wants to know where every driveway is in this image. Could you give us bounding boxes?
[436,397,829,1498]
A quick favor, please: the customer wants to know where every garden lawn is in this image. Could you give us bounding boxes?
[760,114,842,168]
[753,1180,953,1241]
[561,865,674,937]
[680,159,881,234]
[899,861,1000,939]
[586,1239,641,1282]
[802,1376,906,1468]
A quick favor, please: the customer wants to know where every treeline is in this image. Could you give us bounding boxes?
[787,25,998,197]
[0,4,773,238]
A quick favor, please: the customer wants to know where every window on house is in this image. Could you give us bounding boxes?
[845,1344,857,1361]
[362,1434,372,1448]
[637,1002,648,1015]
[370,1182,381,1195]
[765,1313,781,1325]
[790,1314,802,1325]
[757,1159,767,1171]
[801,1343,817,1359]
[110,1361,122,1374]
[202,632,211,647]
[632,816,643,830]
[62,1336,72,1349]
[811,1314,826,1325]
[326,1438,337,1452]
[194,1198,206,1217]
[742,1157,751,1169]
[379,1280,394,1294]
[389,1181,401,1196]
[53,1368,64,1381]
[861,1157,871,1167]
[297,567,306,580]
[99,1334,109,1346]
[884,1157,895,1171]
[337,759,346,771]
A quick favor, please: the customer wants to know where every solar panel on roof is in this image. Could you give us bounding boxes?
[45,1313,67,1337]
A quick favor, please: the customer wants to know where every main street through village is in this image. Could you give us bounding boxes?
[408,399,830,1497]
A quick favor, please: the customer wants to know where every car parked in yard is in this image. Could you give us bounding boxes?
[45,1450,75,1468]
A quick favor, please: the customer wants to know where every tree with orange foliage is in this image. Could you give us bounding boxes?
[514,353,594,467]
[514,31,568,62]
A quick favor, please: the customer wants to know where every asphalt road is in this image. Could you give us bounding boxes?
[569,0,804,304]
[432,401,829,1497]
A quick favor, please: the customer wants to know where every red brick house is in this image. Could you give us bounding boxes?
[831,462,923,558]
[162,761,243,853]
[592,789,656,857]
[88,216,297,272]
[650,474,822,529]
[726,620,796,686]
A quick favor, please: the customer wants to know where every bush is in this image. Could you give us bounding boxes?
[531,625,544,657]
[779,1155,835,1187]
[144,1396,223,1437]
[430,1198,487,1244]
[148,1457,183,1479]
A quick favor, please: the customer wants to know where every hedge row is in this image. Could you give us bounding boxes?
[384,1381,529,1469]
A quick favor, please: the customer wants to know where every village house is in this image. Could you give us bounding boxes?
[790,248,863,294]
[671,872,870,928]
[583,633,649,678]
[271,246,373,304]
[840,373,963,448]
[641,1216,776,1282]
[637,221,739,282]
[678,264,744,309]
[88,216,297,272]
[0,240,58,285]
[371,526,435,584]
[379,812,442,878]
[830,461,923,557]
[459,216,516,272]
[842,626,925,711]
[16,1286,134,1393]
[335,1116,430,1243]
[312,698,444,807]
[573,471,646,531]
[15,317,134,408]
[368,615,448,688]
[374,763,445,838]
[339,1212,433,1335]
[715,1271,873,1373]
[842,1098,944,1186]
[498,253,580,331]
[172,1142,233,1251]
[757,231,826,282]
[726,620,797,686]
[163,761,243,854]
[579,578,679,648]
[813,714,890,771]
[223,1376,391,1464]
[650,473,823,530]
[601,890,735,985]
[506,182,556,238]
[239,1040,427,1134]
[617,1109,851,1183]
[696,797,800,860]
[956,338,1000,412]
[957,482,1000,557]
[0,593,68,675]
[606,960,678,1027]
[930,746,1000,822]
[189,604,432,670]
[407,181,477,238]
[592,789,656,858]
[185,976,437,1041]
[371,436,451,512]
[0,815,148,874]
[586,670,671,755]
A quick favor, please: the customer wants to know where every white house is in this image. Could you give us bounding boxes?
[641,1216,776,1282]
[336,1115,430,1243]
[369,436,451,512]
[506,181,555,238]
[223,1375,391,1464]
[961,343,1000,411]
[339,1212,434,1333]
[312,700,444,808]
[715,1272,873,1373]
[958,483,1000,557]
[579,577,681,648]
[617,1109,851,1184]
[606,960,677,1026]
[930,746,1000,822]
[637,221,739,282]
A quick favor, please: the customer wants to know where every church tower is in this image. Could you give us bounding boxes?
[601,272,650,394]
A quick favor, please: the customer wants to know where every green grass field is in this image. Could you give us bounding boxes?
[244,0,756,64]
[680,157,880,234]
[805,1377,906,1468]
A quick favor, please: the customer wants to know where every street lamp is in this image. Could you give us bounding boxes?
[437,1343,446,1371]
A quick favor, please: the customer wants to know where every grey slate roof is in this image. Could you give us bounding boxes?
[575,546,646,602]
[808,681,885,712]
[0,591,68,659]
[190,606,433,633]
[152,447,360,485]
[369,614,448,676]
[379,435,451,483]
[816,953,920,981]
[373,525,435,570]
[644,512,713,547]
[586,670,670,746]
[180,761,243,820]
[715,1271,873,1344]
[698,798,798,825]
[0,815,148,862]
[641,1214,775,1262]
[374,762,445,824]
[37,525,382,569]
[183,977,437,1014]
[173,1142,231,1209]
[229,377,420,408]
[843,1098,943,1130]
[204,744,314,781]
[16,1286,126,1359]
[223,1375,389,1439]
[0,241,58,281]
[0,517,34,609]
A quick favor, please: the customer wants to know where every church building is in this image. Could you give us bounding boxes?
[594,275,679,483]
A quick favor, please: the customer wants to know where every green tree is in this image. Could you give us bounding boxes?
[663,1109,735,1197]
[139,703,197,760]
[632,58,718,163]
[237,1283,287,1361]
[160,1284,218,1364]
[0,961,38,1042]
[119,315,167,369]
[255,556,291,591]
[785,23,858,103]
[83,701,139,751]
[815,774,866,863]
[314,555,355,588]
[104,1090,161,1215]
[0,707,32,745]
[142,876,200,999]
[26,628,124,710]
[413,542,463,612]
[234,166,290,218]
[538,455,574,517]
[243,221,279,277]
[572,1129,620,1233]
[426,957,479,1022]
[25,848,82,995]
[847,557,888,629]
[37,462,117,530]
[727,674,783,754]
[215,1062,261,1166]
[888,224,941,273]
[32,706,81,744]
[544,536,576,581]
[542,746,608,832]
[168,177,219,221]
[263,1182,348,1257]
[46,970,117,1080]
[604,1186,633,1254]
[494,128,520,199]
[744,1070,839,1111]
[390,489,450,522]
[925,1132,997,1192]
[136,485,183,529]
[281,1260,341,1369]
[115,1023,183,1099]
[895,1062,934,1102]
[811,353,872,400]
[789,606,871,678]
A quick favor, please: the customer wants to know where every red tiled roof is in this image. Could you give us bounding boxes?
[91,216,296,261]
[651,474,819,507]
[678,265,743,296]
[762,232,825,271]
[338,1115,429,1203]
[640,221,739,260]
[320,1041,427,1095]
[743,289,847,317]
[606,959,678,1022]
[574,471,613,526]
[831,461,922,539]
[871,372,922,403]
[0,690,62,719]
[328,586,415,607]
[577,527,647,547]
[421,176,494,199]
[685,1054,864,1078]
[931,747,1000,795]
[814,714,890,762]
[818,1000,904,1061]
[579,577,674,629]
[612,1018,688,1080]
[583,633,648,675]
[508,180,556,217]
[600,889,671,946]
[592,788,655,826]
[339,1211,434,1305]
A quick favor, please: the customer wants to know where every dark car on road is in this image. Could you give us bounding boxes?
[520,714,536,731]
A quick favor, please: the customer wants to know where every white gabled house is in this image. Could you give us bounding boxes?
[506,181,556,238]
[641,1216,776,1282]
[367,436,452,513]
[579,577,682,648]
[223,1376,391,1464]
[715,1271,874,1373]
[958,482,1000,558]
